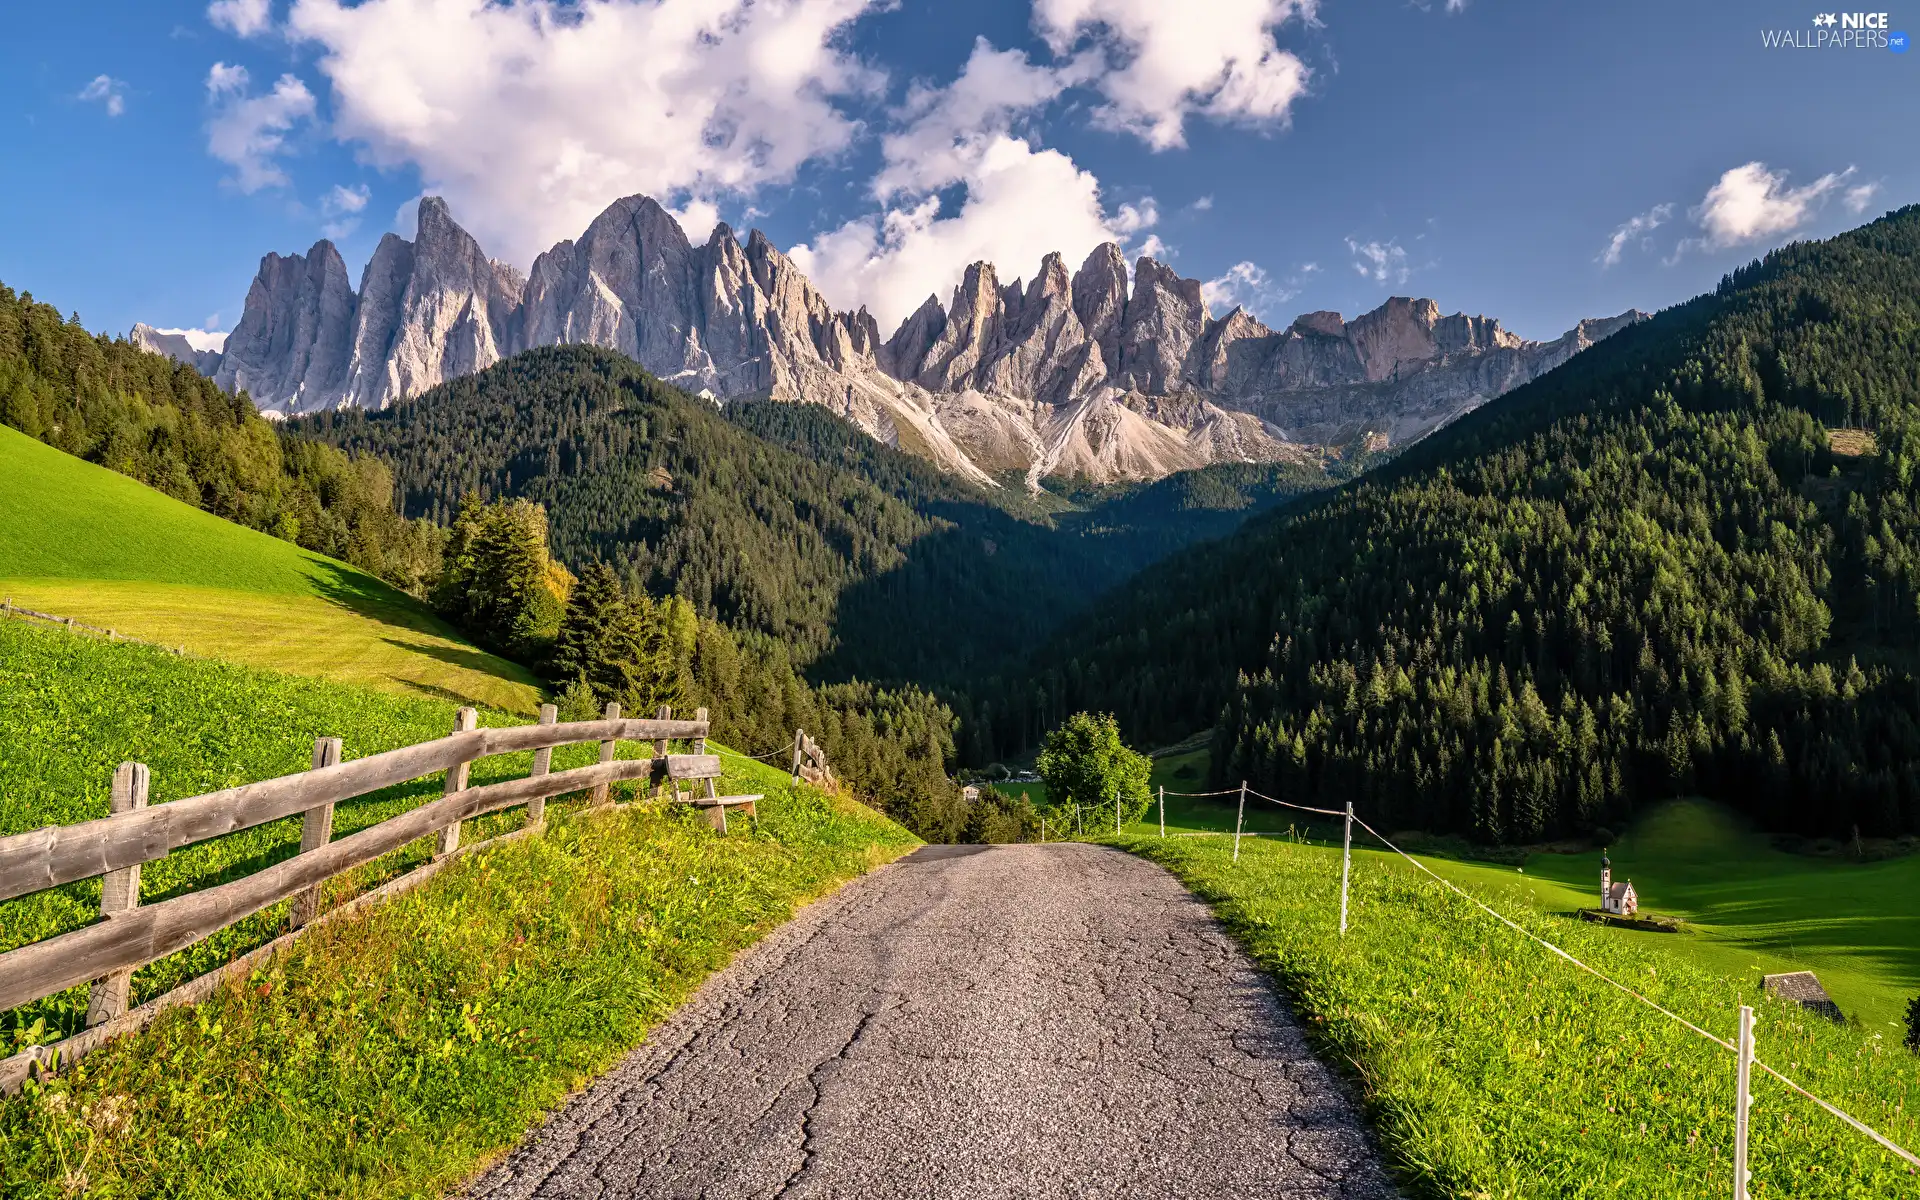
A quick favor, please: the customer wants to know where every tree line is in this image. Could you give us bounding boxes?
[993,206,1920,842]
[0,283,442,593]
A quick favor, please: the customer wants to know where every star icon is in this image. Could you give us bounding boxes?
[1813,12,1838,25]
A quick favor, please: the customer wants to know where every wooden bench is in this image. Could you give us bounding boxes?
[659,715,760,832]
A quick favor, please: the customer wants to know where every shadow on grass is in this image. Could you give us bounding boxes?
[382,636,526,678]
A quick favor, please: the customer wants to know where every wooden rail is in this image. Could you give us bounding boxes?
[0,704,764,1092]
[1,597,188,656]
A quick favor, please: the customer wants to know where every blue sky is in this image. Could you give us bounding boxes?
[3,0,1914,348]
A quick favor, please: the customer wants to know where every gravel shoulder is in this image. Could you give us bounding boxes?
[465,842,1395,1199]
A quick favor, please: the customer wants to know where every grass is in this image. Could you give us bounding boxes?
[0,617,918,1200]
[0,424,540,713]
[1131,750,1920,1031]
[1117,831,1920,1198]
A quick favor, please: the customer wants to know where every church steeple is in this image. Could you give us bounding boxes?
[1600,850,1612,910]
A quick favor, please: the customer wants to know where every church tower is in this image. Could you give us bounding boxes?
[1600,851,1612,910]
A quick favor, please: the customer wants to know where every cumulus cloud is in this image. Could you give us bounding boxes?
[319,181,369,238]
[1689,161,1853,251]
[79,75,128,117]
[1033,0,1316,150]
[1346,237,1408,284]
[1202,261,1268,310]
[789,40,1161,330]
[206,63,317,192]
[208,0,274,36]
[153,327,230,353]
[283,0,884,265]
[1597,202,1672,268]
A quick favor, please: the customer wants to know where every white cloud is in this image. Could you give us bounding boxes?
[1689,161,1852,251]
[206,63,317,193]
[1202,260,1266,310]
[1346,237,1408,285]
[1597,202,1672,268]
[154,327,230,353]
[1844,181,1881,214]
[79,75,128,117]
[1189,195,1214,212]
[1033,0,1316,150]
[789,40,1160,330]
[319,181,369,237]
[283,0,885,265]
[208,0,273,36]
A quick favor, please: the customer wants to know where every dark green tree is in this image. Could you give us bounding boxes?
[1035,712,1153,825]
[548,562,643,706]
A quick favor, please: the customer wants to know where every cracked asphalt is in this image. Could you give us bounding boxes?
[465,843,1396,1199]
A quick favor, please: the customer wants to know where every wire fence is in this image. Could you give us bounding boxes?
[1141,777,1920,1191]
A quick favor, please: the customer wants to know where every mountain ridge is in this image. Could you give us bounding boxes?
[158,195,1646,486]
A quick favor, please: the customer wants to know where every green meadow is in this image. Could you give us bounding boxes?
[1123,748,1920,1031]
[0,425,540,712]
[1127,832,1920,1198]
[0,616,917,1197]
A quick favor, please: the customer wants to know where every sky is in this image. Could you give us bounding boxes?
[2,0,1915,351]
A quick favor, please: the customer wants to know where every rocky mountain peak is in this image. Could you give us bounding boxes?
[183,193,1645,485]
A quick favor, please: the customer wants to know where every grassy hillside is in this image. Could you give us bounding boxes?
[0,424,540,712]
[293,348,1323,706]
[1129,832,1920,1198]
[0,616,916,1197]
[1013,206,1920,843]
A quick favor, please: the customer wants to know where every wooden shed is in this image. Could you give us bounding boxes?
[1762,971,1844,1023]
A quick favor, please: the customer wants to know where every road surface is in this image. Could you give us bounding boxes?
[466,842,1395,1199]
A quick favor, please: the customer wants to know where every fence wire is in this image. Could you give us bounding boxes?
[1340,812,1920,1174]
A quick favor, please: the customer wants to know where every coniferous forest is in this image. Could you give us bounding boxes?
[19,207,1920,844]
[999,206,1920,842]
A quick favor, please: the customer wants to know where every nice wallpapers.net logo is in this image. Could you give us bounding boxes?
[1761,11,1908,48]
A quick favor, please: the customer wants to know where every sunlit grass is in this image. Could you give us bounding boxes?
[0,424,540,712]
[1126,832,1920,1198]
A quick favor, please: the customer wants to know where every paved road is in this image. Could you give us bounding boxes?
[467,843,1395,1199]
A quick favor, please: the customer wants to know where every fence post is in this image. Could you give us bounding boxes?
[653,705,672,801]
[1734,1004,1756,1200]
[791,729,804,782]
[526,704,558,827]
[1233,780,1247,862]
[693,706,727,833]
[436,707,478,858]
[1158,785,1166,838]
[590,701,621,807]
[1040,815,1046,844]
[1114,786,1121,837]
[86,762,150,1027]
[1339,801,1354,935]
[291,738,343,928]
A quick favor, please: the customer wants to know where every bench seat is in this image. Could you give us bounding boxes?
[671,791,762,832]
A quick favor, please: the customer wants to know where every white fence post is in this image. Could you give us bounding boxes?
[1158,785,1166,838]
[1114,786,1121,837]
[1735,1004,1756,1199]
[1233,780,1247,862]
[1340,801,1354,935]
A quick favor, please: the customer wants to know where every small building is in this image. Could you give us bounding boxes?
[1600,851,1638,916]
[1763,971,1844,1023]
[961,785,980,803]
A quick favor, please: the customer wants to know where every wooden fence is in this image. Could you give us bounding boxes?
[0,701,817,1093]
[1,597,188,656]
[792,729,832,788]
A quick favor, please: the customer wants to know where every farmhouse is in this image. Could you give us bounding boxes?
[1599,851,1638,916]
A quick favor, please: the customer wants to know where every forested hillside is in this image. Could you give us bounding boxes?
[0,283,441,593]
[1003,207,1920,842]
[297,347,1322,687]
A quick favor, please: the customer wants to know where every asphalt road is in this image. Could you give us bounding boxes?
[466,843,1395,1199]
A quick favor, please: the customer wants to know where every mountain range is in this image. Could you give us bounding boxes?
[139,196,1645,487]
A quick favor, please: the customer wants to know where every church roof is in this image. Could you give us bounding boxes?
[1607,881,1634,900]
